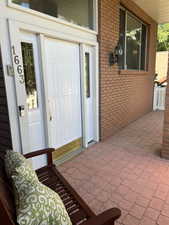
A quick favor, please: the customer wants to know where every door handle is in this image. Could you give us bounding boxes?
[18,105,25,117]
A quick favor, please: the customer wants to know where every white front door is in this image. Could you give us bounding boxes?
[84,46,95,143]
[10,30,46,153]
[44,38,82,149]
[20,32,46,152]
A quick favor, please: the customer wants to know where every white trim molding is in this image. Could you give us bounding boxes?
[0,18,22,153]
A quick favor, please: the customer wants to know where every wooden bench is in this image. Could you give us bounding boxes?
[0,148,121,225]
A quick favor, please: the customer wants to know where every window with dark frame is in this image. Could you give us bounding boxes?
[119,7,148,71]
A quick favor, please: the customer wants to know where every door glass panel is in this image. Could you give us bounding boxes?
[21,42,38,110]
[85,53,90,98]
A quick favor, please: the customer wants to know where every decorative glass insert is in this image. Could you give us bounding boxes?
[119,8,148,71]
[85,53,90,98]
[21,42,38,110]
[12,0,94,30]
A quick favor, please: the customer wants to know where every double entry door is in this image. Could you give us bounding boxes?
[11,29,95,154]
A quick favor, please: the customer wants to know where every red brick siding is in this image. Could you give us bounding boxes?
[98,0,158,140]
[162,53,169,158]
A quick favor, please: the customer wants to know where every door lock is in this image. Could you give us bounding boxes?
[18,105,25,117]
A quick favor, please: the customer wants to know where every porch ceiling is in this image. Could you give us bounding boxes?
[133,0,169,24]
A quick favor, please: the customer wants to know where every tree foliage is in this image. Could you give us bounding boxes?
[157,24,169,51]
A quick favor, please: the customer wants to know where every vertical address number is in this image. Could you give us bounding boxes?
[12,46,25,84]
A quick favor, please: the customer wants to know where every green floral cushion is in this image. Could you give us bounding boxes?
[12,165,72,225]
[5,150,27,178]
[5,150,39,208]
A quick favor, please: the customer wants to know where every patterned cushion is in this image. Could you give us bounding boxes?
[5,150,27,178]
[12,165,72,225]
[5,150,39,208]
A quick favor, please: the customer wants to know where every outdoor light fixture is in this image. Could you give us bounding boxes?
[109,41,123,66]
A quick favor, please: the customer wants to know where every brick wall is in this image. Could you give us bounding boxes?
[162,54,169,158]
[98,0,158,140]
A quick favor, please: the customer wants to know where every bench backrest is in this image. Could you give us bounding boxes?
[0,150,16,225]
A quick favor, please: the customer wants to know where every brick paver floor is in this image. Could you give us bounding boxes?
[58,111,169,225]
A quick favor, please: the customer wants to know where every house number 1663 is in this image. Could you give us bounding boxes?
[12,46,25,84]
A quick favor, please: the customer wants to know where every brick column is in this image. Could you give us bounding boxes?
[162,52,169,158]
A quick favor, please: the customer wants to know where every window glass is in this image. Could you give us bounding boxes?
[119,8,148,71]
[119,9,126,69]
[12,0,94,30]
[21,42,38,110]
[126,14,141,70]
[141,24,147,70]
[85,53,90,98]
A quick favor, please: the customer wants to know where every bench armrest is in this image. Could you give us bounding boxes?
[24,148,55,166]
[82,208,121,225]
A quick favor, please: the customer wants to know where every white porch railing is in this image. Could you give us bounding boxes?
[153,84,167,111]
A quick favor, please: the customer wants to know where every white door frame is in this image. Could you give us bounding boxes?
[0,19,22,153]
[8,20,31,153]
[7,19,99,152]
